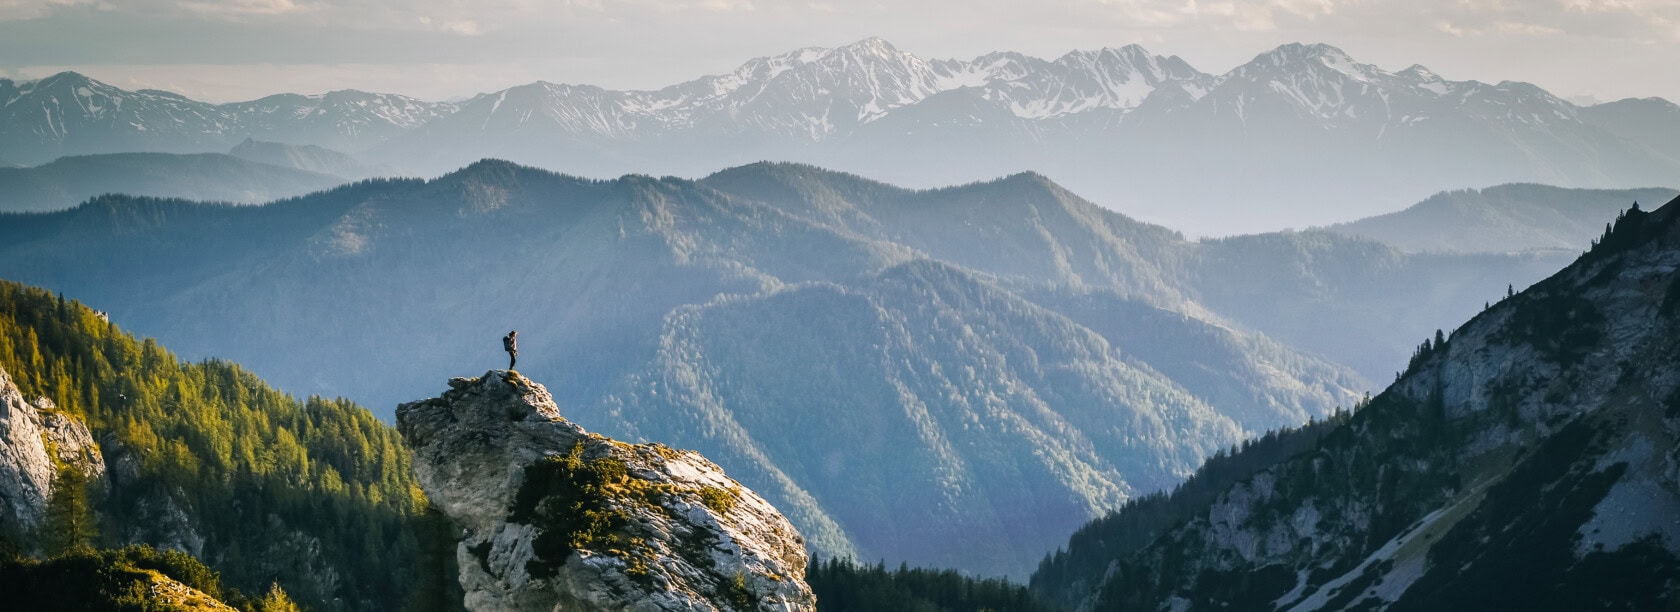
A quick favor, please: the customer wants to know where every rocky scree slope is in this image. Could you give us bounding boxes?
[1034,196,1680,610]
[398,370,815,612]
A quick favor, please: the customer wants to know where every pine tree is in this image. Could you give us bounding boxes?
[42,465,97,554]
[254,582,301,612]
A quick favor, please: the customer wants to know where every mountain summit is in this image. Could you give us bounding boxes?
[397,370,816,611]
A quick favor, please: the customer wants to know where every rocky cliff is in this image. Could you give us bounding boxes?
[398,370,816,611]
[0,365,104,541]
[1034,197,1680,610]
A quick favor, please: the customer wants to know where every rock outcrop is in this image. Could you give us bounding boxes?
[398,370,816,612]
[1033,197,1680,609]
[0,367,54,535]
[0,366,104,539]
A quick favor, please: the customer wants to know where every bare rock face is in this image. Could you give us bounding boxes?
[0,367,54,534]
[397,370,816,612]
[0,366,104,538]
[40,405,106,481]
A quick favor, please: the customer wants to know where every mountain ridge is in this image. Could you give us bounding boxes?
[7,39,1675,234]
[1327,183,1680,254]
[0,151,349,213]
[1030,194,1680,609]
[0,159,1395,578]
[0,158,1593,578]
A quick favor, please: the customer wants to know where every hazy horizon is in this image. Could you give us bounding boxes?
[2,1,1677,105]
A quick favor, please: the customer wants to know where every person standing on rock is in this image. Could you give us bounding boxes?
[503,331,518,370]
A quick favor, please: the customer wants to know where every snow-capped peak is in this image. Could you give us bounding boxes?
[1245,43,1385,83]
[979,43,1213,118]
[833,36,902,58]
[1397,64,1451,95]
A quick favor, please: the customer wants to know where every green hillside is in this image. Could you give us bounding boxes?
[0,281,456,611]
[0,545,247,611]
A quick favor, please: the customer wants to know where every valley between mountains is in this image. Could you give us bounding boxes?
[0,159,1602,579]
[1,35,1677,610]
[0,166,1675,610]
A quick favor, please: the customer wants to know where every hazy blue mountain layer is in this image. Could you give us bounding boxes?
[697,163,1572,390]
[0,160,1598,576]
[1328,184,1679,253]
[0,152,345,213]
[3,41,1676,234]
[227,138,389,180]
[1032,195,1680,609]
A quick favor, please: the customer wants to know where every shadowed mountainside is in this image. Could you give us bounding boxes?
[0,160,1586,576]
[1032,194,1680,609]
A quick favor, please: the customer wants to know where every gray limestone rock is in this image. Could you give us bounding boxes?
[0,367,104,539]
[0,367,54,535]
[398,370,816,612]
[38,399,105,481]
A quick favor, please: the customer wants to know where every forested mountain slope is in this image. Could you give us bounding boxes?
[697,163,1573,387]
[0,282,456,611]
[0,160,1585,576]
[1032,196,1680,610]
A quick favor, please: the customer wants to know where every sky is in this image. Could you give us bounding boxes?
[1,0,1677,104]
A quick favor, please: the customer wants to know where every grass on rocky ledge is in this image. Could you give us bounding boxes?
[513,439,744,581]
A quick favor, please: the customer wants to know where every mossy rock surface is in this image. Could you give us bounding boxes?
[398,370,815,611]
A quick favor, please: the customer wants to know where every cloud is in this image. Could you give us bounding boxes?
[1562,0,1634,12]
[5,0,1669,42]
[698,0,754,10]
[1492,20,1561,35]
[0,0,100,21]
[1071,0,1680,42]
[1081,0,1343,31]
[176,0,313,16]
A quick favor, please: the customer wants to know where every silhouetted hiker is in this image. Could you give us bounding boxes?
[503,331,518,370]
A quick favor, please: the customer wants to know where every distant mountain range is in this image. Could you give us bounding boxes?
[0,150,346,212]
[1327,184,1680,253]
[1032,193,1680,609]
[227,138,390,179]
[0,160,1577,576]
[0,73,452,162]
[4,39,1675,234]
